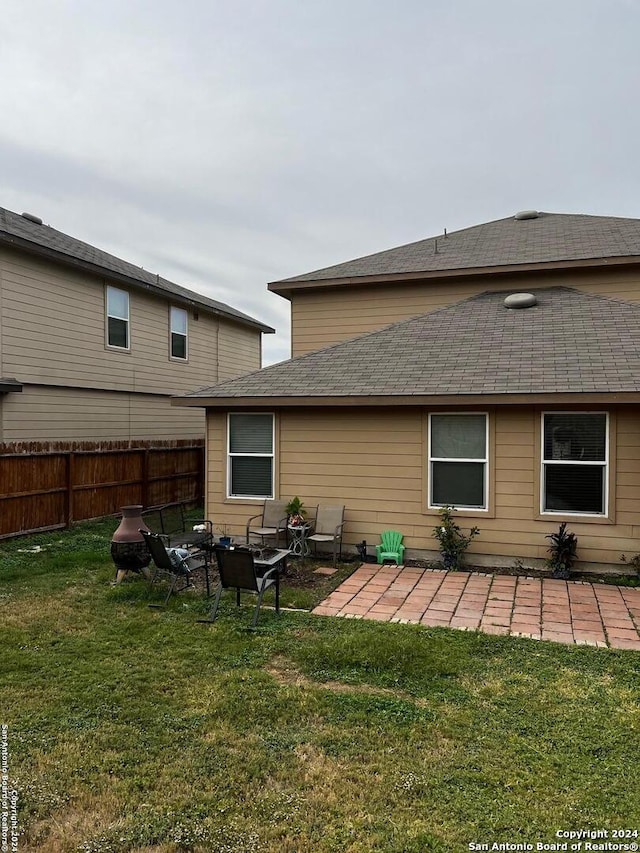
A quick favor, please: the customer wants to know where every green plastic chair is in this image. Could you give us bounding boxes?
[376,530,405,565]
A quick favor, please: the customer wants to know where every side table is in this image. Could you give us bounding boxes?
[287,523,310,557]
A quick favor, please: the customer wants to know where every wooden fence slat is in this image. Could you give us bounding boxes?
[0,439,204,539]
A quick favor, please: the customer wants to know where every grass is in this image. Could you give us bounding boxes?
[1,517,639,852]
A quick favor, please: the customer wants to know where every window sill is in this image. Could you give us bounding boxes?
[537,511,614,525]
[424,505,495,520]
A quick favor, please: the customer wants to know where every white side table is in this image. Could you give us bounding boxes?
[287,523,311,557]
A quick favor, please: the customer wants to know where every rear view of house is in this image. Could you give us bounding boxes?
[176,211,640,573]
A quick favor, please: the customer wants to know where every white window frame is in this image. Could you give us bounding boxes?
[105,285,130,350]
[428,412,489,511]
[170,306,188,361]
[540,412,609,517]
[227,412,275,499]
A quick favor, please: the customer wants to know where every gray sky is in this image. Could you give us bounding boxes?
[2,0,639,366]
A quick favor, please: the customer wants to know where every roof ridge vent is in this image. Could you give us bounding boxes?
[514,210,539,221]
[21,212,43,225]
[504,292,538,309]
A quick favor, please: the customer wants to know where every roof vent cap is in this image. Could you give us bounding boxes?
[514,210,539,221]
[504,292,538,309]
[21,212,43,225]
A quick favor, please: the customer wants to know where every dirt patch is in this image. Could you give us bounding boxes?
[266,655,430,706]
[188,556,356,593]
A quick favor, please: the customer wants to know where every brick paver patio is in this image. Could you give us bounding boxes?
[312,564,640,650]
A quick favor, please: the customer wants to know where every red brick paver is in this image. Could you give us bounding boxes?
[312,565,640,649]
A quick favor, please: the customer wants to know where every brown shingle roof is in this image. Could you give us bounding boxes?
[178,287,640,404]
[270,212,640,292]
[0,206,274,334]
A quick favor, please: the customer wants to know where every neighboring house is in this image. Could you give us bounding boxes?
[175,211,640,573]
[0,206,273,442]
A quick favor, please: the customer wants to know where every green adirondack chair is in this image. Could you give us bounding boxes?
[376,530,405,565]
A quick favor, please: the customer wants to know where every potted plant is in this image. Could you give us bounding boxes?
[286,496,307,527]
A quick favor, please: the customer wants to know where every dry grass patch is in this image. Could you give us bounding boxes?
[267,654,433,709]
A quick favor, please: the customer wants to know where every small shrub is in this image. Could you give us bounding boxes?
[432,506,479,571]
[620,553,640,577]
[545,522,578,579]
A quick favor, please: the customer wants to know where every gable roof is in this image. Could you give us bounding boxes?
[269,212,640,295]
[176,287,640,408]
[0,206,274,334]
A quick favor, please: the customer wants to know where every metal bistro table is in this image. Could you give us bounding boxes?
[287,524,311,557]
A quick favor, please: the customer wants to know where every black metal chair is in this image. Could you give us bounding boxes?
[199,546,280,628]
[140,529,200,606]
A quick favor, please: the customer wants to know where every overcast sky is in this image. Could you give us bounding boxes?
[2,0,639,365]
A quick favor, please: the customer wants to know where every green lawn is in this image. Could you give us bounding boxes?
[1,518,639,852]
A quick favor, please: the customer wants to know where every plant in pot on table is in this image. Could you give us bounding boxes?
[286,497,309,556]
[286,496,307,528]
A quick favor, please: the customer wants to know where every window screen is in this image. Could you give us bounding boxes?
[542,414,607,515]
[106,286,129,349]
[430,414,487,509]
[170,307,188,359]
[228,414,274,498]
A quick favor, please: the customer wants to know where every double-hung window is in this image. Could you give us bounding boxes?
[170,307,188,360]
[429,413,488,510]
[228,413,274,498]
[542,413,608,515]
[106,286,130,349]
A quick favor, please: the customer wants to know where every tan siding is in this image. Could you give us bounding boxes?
[0,246,262,442]
[2,385,204,442]
[290,267,640,355]
[0,248,231,394]
[218,321,262,380]
[205,405,640,572]
[0,247,261,392]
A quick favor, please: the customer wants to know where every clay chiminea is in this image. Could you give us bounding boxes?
[110,505,152,582]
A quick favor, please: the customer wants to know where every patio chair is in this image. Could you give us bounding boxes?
[307,504,345,567]
[199,546,280,628]
[245,499,288,547]
[376,530,405,565]
[140,529,203,606]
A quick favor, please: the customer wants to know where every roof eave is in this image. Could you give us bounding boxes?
[0,232,274,335]
[172,391,640,409]
[268,255,640,298]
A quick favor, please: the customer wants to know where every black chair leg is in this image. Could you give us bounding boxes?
[252,588,266,629]
[147,569,159,598]
[275,574,280,615]
[163,574,179,605]
[198,583,223,624]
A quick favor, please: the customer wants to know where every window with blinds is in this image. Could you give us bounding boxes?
[542,413,608,515]
[227,413,274,498]
[429,413,488,510]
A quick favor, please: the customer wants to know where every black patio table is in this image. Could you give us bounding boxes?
[253,547,291,576]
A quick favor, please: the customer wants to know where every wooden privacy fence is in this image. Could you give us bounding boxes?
[0,439,204,539]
